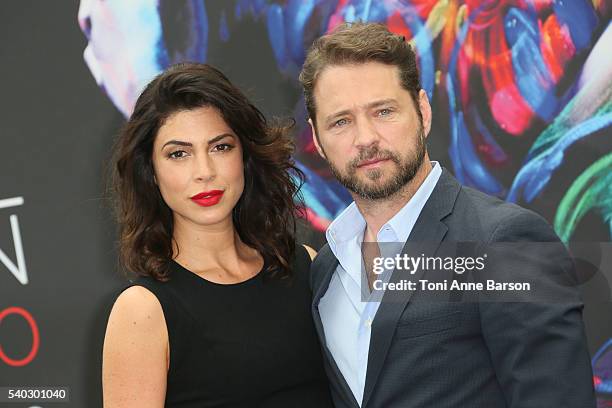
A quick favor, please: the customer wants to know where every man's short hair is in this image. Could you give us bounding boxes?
[299,22,422,125]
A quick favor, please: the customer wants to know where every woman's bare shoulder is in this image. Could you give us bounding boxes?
[103,285,168,407]
[302,244,318,261]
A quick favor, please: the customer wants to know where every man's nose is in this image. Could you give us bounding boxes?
[353,116,381,149]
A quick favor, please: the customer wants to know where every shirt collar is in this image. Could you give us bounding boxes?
[381,161,442,243]
[326,200,365,255]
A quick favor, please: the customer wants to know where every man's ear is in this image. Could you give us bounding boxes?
[308,118,326,159]
[418,89,432,137]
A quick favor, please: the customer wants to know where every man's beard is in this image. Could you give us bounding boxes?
[328,126,426,201]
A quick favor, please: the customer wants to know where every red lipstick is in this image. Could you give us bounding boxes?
[190,190,224,207]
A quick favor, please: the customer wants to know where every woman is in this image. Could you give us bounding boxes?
[103,62,333,407]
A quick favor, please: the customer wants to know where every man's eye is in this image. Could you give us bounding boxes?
[378,108,393,116]
[213,143,234,152]
[333,118,349,128]
[168,150,188,159]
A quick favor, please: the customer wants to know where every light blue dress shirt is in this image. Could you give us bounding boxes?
[318,161,442,405]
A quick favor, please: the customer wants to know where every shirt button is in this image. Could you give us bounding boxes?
[365,318,373,328]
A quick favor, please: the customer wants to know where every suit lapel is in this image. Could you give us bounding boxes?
[311,251,336,348]
[312,248,361,408]
[361,169,461,407]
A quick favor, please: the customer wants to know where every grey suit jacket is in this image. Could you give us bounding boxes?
[310,168,595,408]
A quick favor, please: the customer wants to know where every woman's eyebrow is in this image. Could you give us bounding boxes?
[161,133,235,150]
[162,140,192,149]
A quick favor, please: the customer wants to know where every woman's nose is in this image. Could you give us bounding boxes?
[194,154,216,182]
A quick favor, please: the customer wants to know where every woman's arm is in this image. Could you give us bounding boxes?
[102,286,168,408]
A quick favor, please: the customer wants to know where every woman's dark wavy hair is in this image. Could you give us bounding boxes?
[109,62,304,281]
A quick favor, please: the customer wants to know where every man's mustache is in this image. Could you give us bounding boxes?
[348,147,400,170]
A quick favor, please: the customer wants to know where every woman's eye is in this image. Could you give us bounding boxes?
[168,150,187,159]
[213,143,234,152]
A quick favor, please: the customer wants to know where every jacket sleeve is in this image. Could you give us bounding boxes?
[478,210,596,407]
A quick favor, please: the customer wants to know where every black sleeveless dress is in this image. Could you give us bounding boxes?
[124,245,333,408]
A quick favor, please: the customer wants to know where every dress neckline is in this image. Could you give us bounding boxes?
[170,259,263,287]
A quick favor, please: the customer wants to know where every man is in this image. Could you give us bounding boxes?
[299,22,595,408]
